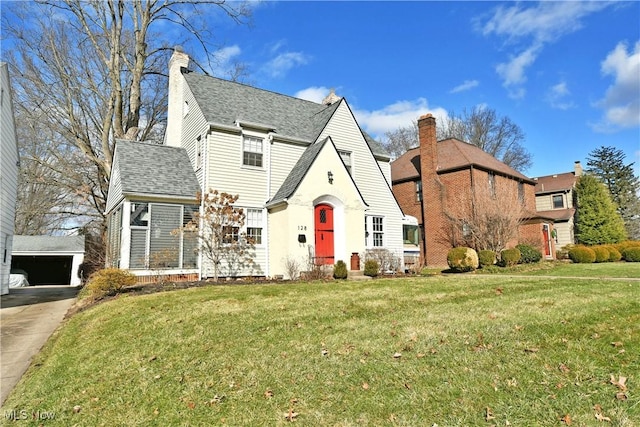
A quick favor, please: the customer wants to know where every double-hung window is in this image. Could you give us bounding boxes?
[553,194,564,209]
[246,209,263,244]
[243,136,263,167]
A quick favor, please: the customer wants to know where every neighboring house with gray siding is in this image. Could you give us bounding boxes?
[1,63,19,295]
[532,161,582,249]
[106,48,405,280]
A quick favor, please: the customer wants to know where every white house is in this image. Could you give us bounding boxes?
[0,63,19,295]
[105,48,405,280]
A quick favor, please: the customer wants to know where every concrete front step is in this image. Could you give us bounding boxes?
[348,270,372,280]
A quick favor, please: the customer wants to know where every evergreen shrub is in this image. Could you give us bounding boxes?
[478,250,496,268]
[333,260,348,279]
[592,246,610,263]
[364,260,379,277]
[86,268,137,299]
[622,247,640,262]
[568,246,596,263]
[500,248,521,267]
[516,244,542,264]
[605,246,622,262]
[447,247,479,272]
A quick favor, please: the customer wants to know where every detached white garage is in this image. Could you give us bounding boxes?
[11,236,85,287]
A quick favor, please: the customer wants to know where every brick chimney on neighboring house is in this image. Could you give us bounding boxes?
[418,114,447,266]
[164,47,190,147]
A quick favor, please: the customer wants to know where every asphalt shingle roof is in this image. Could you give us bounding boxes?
[13,235,85,253]
[183,72,388,157]
[532,171,577,194]
[115,140,199,199]
[391,138,533,183]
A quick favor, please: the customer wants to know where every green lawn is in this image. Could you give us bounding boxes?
[2,275,638,426]
[477,260,640,278]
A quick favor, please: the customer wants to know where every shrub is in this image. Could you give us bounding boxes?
[478,250,496,268]
[500,248,521,267]
[568,246,596,263]
[333,260,348,279]
[622,247,640,262]
[86,268,137,299]
[556,245,572,260]
[605,246,622,262]
[516,244,542,264]
[364,259,379,277]
[364,248,401,273]
[447,247,479,272]
[592,246,610,263]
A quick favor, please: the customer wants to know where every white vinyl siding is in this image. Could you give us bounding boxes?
[181,83,209,188]
[269,141,307,198]
[1,64,19,295]
[318,103,403,257]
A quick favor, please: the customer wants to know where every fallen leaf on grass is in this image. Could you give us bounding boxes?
[393,352,402,359]
[524,347,539,353]
[485,407,497,422]
[362,382,370,390]
[495,288,503,295]
[187,401,196,410]
[610,375,627,391]
[610,341,623,348]
[73,405,82,414]
[593,405,610,422]
[616,392,628,401]
[264,389,274,398]
[560,414,572,425]
[283,411,298,421]
[559,364,570,373]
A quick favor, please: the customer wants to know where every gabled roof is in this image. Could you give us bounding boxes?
[391,138,534,183]
[114,140,199,199]
[532,171,577,194]
[13,235,85,253]
[183,72,388,157]
[267,137,367,207]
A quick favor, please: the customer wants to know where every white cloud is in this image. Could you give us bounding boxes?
[479,2,611,97]
[295,86,332,103]
[450,79,479,94]
[593,41,640,129]
[208,45,242,77]
[546,81,576,110]
[265,52,310,78]
[352,98,448,139]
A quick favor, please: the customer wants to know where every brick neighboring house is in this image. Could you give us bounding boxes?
[532,161,582,249]
[391,114,556,266]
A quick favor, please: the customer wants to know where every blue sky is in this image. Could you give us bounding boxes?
[202,1,639,178]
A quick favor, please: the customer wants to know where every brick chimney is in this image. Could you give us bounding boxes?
[417,114,446,266]
[164,47,190,147]
[574,161,582,177]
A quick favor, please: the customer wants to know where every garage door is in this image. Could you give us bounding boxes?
[11,256,73,285]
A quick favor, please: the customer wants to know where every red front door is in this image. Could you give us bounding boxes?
[542,224,551,257]
[314,204,334,265]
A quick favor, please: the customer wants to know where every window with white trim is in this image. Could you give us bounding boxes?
[246,208,263,244]
[339,150,352,175]
[242,136,263,167]
[365,216,384,247]
[552,194,564,209]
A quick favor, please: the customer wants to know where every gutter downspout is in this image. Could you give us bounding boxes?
[265,134,273,278]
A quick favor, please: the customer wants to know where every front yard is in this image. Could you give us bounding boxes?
[2,268,638,426]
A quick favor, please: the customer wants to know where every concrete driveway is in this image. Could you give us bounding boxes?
[1,285,78,405]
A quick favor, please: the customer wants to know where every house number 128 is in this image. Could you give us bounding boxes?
[298,225,307,231]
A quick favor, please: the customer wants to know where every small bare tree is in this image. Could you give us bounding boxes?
[444,178,526,254]
[183,189,255,281]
